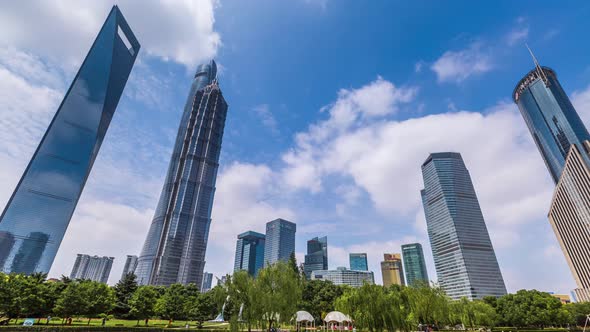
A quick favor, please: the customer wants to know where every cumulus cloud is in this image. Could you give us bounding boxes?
[431,43,493,83]
[0,0,220,69]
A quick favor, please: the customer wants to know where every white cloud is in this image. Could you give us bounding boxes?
[281,78,417,192]
[0,0,220,69]
[431,43,493,83]
[253,104,279,134]
[506,27,529,46]
[572,84,590,125]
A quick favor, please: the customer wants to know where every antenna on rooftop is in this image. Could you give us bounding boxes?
[526,43,549,86]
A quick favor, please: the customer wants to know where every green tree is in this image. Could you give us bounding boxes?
[129,286,159,326]
[336,283,402,332]
[496,289,565,328]
[227,270,262,332]
[257,261,303,330]
[113,273,138,318]
[565,301,590,326]
[156,283,188,322]
[300,280,344,324]
[186,291,217,328]
[406,282,449,326]
[84,281,115,324]
[53,281,90,322]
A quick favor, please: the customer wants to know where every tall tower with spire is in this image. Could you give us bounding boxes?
[513,47,590,183]
[135,60,228,287]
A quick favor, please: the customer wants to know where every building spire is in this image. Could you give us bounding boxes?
[526,43,549,86]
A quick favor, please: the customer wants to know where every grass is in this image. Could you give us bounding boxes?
[4,318,230,329]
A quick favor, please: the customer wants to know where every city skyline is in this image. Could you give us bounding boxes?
[0,1,588,292]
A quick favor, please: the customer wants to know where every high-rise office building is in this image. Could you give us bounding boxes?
[0,6,139,275]
[513,48,590,183]
[381,253,405,287]
[234,231,266,276]
[120,255,138,279]
[263,218,296,267]
[421,152,507,300]
[304,236,328,279]
[401,243,429,286]
[135,60,228,287]
[349,253,368,271]
[201,272,213,292]
[548,141,590,302]
[70,254,114,283]
[311,267,374,287]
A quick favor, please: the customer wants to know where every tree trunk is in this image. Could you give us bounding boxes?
[136,319,140,326]
[88,317,91,325]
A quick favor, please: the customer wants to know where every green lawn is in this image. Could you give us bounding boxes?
[5,318,230,329]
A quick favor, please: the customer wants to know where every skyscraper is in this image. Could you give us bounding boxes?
[548,141,590,302]
[135,60,228,287]
[0,6,139,275]
[304,236,328,279]
[234,231,266,276]
[349,253,368,271]
[513,48,590,183]
[201,272,213,293]
[70,254,114,283]
[421,152,507,300]
[263,218,296,267]
[120,255,138,279]
[401,243,429,286]
[381,253,405,287]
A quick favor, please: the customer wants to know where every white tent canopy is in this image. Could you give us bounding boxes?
[323,311,352,323]
[296,311,315,323]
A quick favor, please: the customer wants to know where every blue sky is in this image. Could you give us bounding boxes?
[1,0,590,293]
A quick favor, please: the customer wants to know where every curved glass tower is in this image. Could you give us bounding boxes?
[135,60,228,286]
[513,54,590,183]
[0,6,139,275]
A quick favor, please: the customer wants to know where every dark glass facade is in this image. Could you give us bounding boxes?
[0,6,139,275]
[234,231,266,276]
[421,153,507,300]
[513,66,590,183]
[304,236,328,279]
[135,60,228,287]
[263,218,296,267]
[401,243,429,286]
[349,253,368,271]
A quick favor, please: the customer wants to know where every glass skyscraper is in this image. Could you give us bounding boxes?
[263,218,296,267]
[0,6,139,275]
[304,236,328,279]
[401,243,429,286]
[234,231,266,276]
[421,152,507,300]
[513,53,590,183]
[120,255,138,280]
[135,60,228,287]
[349,253,368,271]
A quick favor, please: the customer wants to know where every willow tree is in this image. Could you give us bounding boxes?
[256,261,302,331]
